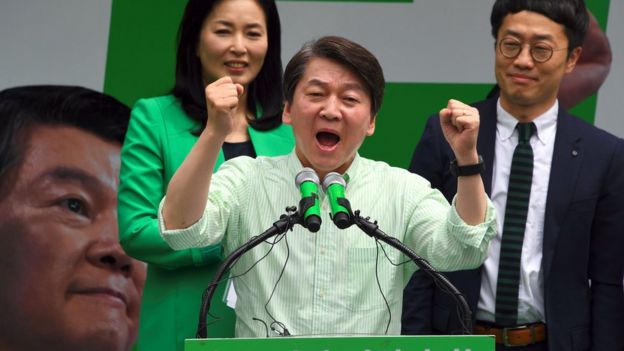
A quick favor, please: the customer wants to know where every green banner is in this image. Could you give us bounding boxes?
[185,335,495,351]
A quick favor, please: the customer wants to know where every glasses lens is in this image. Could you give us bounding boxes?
[531,45,553,62]
[500,39,521,58]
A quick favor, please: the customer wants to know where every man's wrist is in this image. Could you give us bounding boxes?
[454,151,480,165]
[449,155,485,177]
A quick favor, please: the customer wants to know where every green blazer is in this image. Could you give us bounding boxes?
[118,95,294,351]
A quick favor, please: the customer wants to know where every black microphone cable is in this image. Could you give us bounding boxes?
[353,211,474,334]
[262,231,292,337]
[196,169,325,338]
[373,238,392,334]
[196,209,300,338]
[199,230,289,329]
[251,317,269,337]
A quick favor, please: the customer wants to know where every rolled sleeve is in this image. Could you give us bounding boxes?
[447,194,497,250]
[157,157,253,251]
[405,183,497,272]
[158,197,220,250]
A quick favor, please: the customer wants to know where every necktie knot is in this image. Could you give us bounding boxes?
[517,122,535,144]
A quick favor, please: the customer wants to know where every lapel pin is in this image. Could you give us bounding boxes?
[571,150,579,157]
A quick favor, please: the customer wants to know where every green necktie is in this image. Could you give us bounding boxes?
[495,122,535,326]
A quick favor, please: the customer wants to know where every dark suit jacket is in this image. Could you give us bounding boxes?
[402,98,624,351]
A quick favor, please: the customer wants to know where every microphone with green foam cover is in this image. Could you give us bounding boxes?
[322,172,351,229]
[295,168,322,232]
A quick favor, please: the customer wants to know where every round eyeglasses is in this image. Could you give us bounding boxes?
[498,38,568,63]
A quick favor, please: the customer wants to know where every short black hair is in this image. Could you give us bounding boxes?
[283,36,385,117]
[172,0,283,132]
[0,85,130,191]
[491,0,589,55]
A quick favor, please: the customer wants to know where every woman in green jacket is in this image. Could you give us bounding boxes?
[117,0,294,350]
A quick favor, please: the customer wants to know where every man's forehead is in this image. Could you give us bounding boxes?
[500,11,567,39]
[299,57,366,90]
[303,77,365,91]
[30,166,103,189]
[18,125,121,188]
[27,124,120,153]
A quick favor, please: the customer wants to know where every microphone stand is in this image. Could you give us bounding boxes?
[196,206,308,338]
[335,199,473,334]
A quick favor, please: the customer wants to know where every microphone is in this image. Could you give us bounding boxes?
[295,168,322,232]
[322,172,351,229]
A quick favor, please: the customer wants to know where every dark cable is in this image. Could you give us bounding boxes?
[374,233,471,333]
[377,239,411,267]
[270,321,291,336]
[352,211,473,334]
[228,232,284,280]
[196,211,299,338]
[201,232,287,328]
[252,317,269,337]
[263,232,291,335]
[374,238,392,334]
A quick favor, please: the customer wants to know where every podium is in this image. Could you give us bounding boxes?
[185,335,494,351]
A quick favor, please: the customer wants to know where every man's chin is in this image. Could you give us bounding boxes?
[72,328,132,351]
[60,313,133,351]
[22,327,132,351]
[503,90,538,107]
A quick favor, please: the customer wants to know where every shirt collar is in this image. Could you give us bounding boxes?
[496,98,558,145]
[342,153,361,185]
[287,149,361,186]
[287,150,305,176]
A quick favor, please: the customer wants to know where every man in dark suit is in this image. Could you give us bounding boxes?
[402,0,624,350]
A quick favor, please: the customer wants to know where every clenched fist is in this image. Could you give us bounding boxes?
[439,99,480,164]
[204,76,244,138]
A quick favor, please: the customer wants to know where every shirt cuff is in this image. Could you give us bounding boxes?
[447,195,497,249]
[158,197,209,250]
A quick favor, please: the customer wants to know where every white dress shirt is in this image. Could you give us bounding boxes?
[476,99,558,324]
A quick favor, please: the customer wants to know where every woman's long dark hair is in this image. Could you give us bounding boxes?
[172,0,283,133]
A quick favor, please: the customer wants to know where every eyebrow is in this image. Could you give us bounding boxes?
[213,19,265,29]
[504,29,555,42]
[31,166,102,189]
[306,78,365,92]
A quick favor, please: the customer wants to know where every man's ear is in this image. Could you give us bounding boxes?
[565,47,583,73]
[282,102,292,125]
[366,114,376,136]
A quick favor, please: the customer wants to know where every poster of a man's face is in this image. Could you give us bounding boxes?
[0,86,145,351]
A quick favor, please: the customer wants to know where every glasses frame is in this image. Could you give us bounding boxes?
[498,38,568,63]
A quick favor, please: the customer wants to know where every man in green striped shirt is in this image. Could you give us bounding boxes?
[159,36,497,337]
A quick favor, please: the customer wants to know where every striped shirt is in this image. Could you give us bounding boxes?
[160,151,497,337]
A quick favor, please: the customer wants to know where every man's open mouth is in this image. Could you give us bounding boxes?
[316,131,340,149]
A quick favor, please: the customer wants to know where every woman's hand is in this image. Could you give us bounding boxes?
[204,76,244,139]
